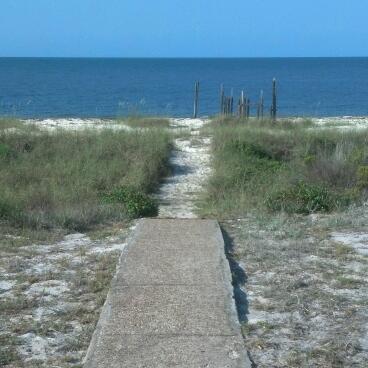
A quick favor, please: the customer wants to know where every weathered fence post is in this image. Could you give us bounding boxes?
[230,89,234,116]
[240,90,245,118]
[246,98,250,119]
[257,90,264,120]
[193,81,199,118]
[220,84,224,115]
[260,90,264,120]
[271,78,277,122]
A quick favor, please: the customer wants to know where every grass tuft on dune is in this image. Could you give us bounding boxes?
[202,117,368,218]
[121,116,171,129]
[0,119,171,231]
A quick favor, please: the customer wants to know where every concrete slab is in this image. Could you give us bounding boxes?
[115,246,225,286]
[86,335,247,368]
[103,285,238,335]
[84,219,251,368]
[115,256,225,286]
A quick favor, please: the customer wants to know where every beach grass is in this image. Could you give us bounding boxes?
[0,118,27,132]
[201,117,368,218]
[0,119,171,232]
[121,116,171,129]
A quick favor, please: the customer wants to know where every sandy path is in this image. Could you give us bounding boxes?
[155,118,212,218]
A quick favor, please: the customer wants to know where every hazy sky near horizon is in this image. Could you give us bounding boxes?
[1,0,367,57]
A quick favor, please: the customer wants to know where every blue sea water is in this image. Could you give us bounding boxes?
[0,57,367,118]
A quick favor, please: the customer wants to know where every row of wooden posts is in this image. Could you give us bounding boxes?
[193,79,277,122]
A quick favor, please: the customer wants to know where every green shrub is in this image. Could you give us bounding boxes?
[303,154,316,165]
[357,165,368,189]
[0,143,12,158]
[349,147,367,164]
[265,181,336,214]
[0,199,20,221]
[102,186,158,218]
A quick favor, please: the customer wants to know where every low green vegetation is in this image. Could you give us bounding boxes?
[0,119,171,232]
[202,117,368,218]
[102,186,158,218]
[121,116,171,128]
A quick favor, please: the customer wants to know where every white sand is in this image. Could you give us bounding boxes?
[0,222,137,364]
[331,231,368,256]
[155,118,212,218]
[311,116,368,130]
[22,118,131,131]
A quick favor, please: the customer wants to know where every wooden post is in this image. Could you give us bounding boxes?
[260,90,264,120]
[271,78,277,122]
[246,98,250,119]
[230,89,234,116]
[240,90,245,118]
[193,81,199,118]
[243,97,248,119]
[257,90,264,120]
[220,84,224,115]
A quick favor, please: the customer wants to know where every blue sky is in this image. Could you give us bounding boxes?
[0,0,367,57]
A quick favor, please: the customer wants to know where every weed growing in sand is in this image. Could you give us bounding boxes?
[0,335,20,366]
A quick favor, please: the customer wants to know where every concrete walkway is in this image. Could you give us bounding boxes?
[84,219,251,368]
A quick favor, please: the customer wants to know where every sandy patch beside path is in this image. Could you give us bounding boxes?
[224,208,368,367]
[0,222,136,367]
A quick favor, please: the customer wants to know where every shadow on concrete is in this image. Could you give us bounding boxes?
[221,228,249,323]
[221,227,257,368]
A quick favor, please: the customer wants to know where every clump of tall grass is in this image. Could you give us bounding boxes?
[0,119,171,231]
[202,118,368,218]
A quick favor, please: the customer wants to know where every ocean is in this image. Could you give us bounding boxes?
[0,57,367,118]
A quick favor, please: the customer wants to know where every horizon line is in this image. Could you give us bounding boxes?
[1,56,368,59]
